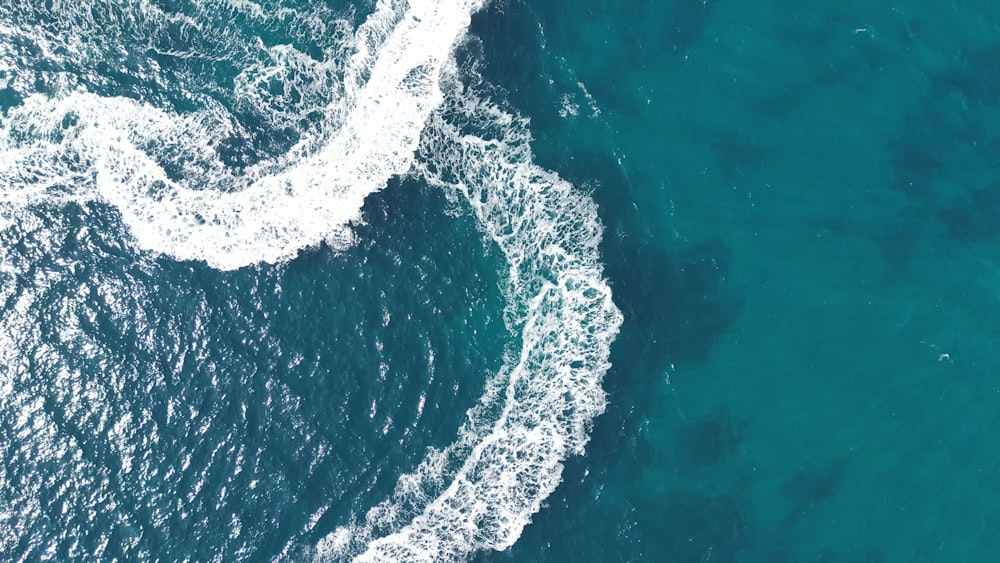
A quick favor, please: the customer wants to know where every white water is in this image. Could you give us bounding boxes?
[1,0,484,270]
[1,1,622,560]
[315,65,623,560]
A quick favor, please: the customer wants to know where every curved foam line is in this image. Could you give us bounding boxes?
[1,1,623,560]
[1,0,485,271]
[315,65,623,561]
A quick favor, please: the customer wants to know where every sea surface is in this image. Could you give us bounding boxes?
[1,0,999,561]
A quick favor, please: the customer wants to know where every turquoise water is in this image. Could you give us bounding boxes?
[2,0,999,561]
[473,1,1000,561]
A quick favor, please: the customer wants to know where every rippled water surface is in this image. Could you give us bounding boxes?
[3,1,1000,562]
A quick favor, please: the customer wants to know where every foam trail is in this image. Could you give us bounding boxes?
[315,62,623,561]
[1,0,485,270]
[2,1,623,560]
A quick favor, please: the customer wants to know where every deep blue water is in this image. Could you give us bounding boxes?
[3,0,1000,561]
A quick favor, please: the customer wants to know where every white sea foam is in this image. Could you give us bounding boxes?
[1,0,484,270]
[1,1,622,560]
[313,59,623,561]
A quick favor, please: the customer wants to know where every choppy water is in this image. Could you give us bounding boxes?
[3,0,1000,562]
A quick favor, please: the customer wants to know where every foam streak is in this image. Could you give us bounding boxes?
[318,69,623,561]
[1,2,622,560]
[1,0,485,270]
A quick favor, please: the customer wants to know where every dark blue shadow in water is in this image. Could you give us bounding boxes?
[676,407,745,469]
[472,145,746,561]
[939,185,1000,241]
[466,4,750,561]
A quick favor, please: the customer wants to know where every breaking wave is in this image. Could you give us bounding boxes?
[1,0,483,269]
[315,60,623,560]
[0,0,622,560]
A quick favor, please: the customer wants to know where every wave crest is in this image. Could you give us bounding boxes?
[316,56,623,561]
[1,1,621,560]
[1,0,484,270]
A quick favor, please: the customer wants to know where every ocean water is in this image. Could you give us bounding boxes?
[1,1,999,562]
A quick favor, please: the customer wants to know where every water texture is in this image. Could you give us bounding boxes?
[2,0,999,562]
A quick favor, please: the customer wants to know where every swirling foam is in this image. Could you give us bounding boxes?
[311,59,623,560]
[1,1,622,560]
[1,0,484,270]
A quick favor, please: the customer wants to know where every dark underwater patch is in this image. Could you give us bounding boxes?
[872,209,928,275]
[933,46,1000,108]
[781,460,847,527]
[884,41,1000,255]
[938,185,1000,240]
[676,407,745,468]
[557,150,745,373]
[661,0,717,57]
[888,122,947,200]
[891,42,1000,204]
[751,3,899,120]
[641,238,743,367]
[710,131,771,185]
[633,490,750,563]
[755,460,887,563]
